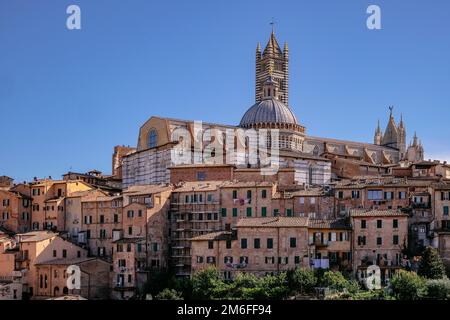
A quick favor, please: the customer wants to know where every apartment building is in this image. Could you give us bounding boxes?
[350,209,408,284]
[307,218,352,270]
[432,182,450,266]
[0,188,32,233]
[80,195,123,259]
[30,179,93,231]
[191,217,310,279]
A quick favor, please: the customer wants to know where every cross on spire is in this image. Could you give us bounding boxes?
[270,17,276,33]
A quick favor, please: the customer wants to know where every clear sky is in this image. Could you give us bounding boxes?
[1,0,449,182]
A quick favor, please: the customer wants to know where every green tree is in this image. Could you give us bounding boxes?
[418,247,446,279]
[143,270,170,296]
[286,268,317,294]
[191,267,224,299]
[320,271,359,293]
[391,270,427,300]
[155,288,184,300]
[425,278,450,300]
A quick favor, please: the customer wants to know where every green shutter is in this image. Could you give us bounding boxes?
[286,209,292,217]
[232,208,238,217]
[246,207,252,217]
[221,208,227,217]
[261,207,267,217]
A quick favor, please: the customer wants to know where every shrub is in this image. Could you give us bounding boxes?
[286,268,317,294]
[418,247,446,279]
[155,288,183,300]
[425,278,450,300]
[391,270,427,300]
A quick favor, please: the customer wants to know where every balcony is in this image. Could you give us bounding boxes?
[412,203,431,209]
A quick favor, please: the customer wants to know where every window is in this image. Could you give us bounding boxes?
[148,129,158,148]
[221,208,227,217]
[226,239,232,249]
[295,256,300,264]
[128,275,132,283]
[351,190,360,199]
[273,209,279,217]
[152,243,158,252]
[286,209,293,217]
[207,194,213,202]
[127,244,132,252]
[310,197,316,204]
[246,190,252,199]
[361,220,366,229]
[232,190,237,199]
[62,249,67,258]
[261,207,267,217]
[208,241,214,249]
[368,190,383,200]
[254,238,260,249]
[399,191,407,199]
[393,235,399,245]
[377,237,382,245]
[377,220,382,228]
[99,215,105,223]
[114,214,119,223]
[444,206,449,216]
[246,207,252,217]
[128,226,132,235]
[239,256,248,264]
[338,191,344,199]
[290,237,297,248]
[224,256,233,264]
[261,190,267,198]
[393,219,399,228]
[241,238,247,249]
[197,172,206,181]
[138,210,143,217]
[299,197,305,204]
[127,210,134,218]
[384,192,394,200]
[357,236,366,246]
[267,238,273,249]
[53,250,57,258]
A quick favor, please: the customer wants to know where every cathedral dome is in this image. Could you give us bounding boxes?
[239,97,298,127]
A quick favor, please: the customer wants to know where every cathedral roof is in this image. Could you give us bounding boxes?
[239,97,298,127]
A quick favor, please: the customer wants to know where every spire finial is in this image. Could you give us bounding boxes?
[270,17,276,34]
[389,105,394,116]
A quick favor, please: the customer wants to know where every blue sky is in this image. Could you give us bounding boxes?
[1,0,449,182]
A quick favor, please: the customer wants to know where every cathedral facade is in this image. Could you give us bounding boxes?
[121,31,424,188]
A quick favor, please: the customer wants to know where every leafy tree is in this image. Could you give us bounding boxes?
[155,288,184,300]
[425,278,450,300]
[191,267,224,299]
[391,270,427,300]
[418,247,446,279]
[320,271,359,293]
[143,270,170,296]
[286,268,317,294]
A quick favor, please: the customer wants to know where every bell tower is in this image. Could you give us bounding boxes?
[255,27,289,105]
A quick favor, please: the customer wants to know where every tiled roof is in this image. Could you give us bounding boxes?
[17,231,57,242]
[190,231,232,241]
[221,181,274,188]
[308,219,351,229]
[123,184,172,195]
[35,257,97,266]
[112,237,145,244]
[173,181,224,192]
[350,209,408,217]
[236,217,309,228]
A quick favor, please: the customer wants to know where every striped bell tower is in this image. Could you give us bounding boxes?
[255,29,289,105]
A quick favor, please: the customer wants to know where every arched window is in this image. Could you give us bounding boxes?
[148,129,158,148]
[63,287,69,295]
[313,145,319,156]
[54,286,60,296]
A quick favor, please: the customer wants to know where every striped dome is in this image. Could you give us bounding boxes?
[239,98,298,127]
